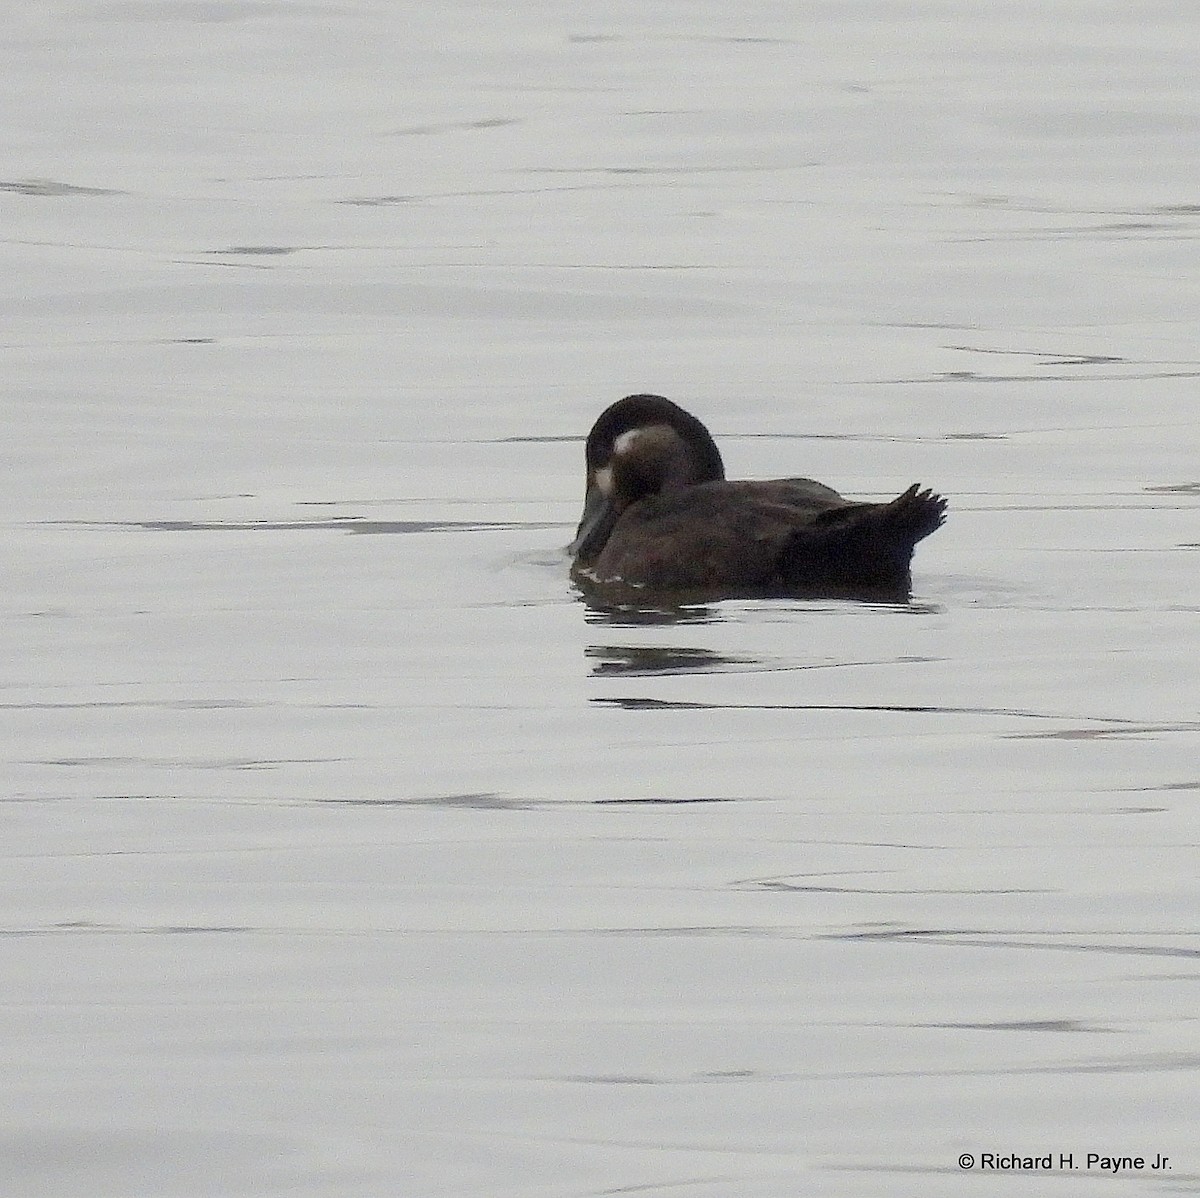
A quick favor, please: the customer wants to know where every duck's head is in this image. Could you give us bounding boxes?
[569,394,725,563]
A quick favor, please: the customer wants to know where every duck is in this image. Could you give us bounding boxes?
[569,394,947,602]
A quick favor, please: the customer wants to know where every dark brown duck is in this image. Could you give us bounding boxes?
[569,394,947,602]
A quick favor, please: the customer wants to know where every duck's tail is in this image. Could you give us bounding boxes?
[778,485,948,598]
[877,484,949,547]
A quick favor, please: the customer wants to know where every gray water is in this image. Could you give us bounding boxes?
[3,3,1199,1195]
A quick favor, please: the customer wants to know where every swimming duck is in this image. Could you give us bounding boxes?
[569,394,947,601]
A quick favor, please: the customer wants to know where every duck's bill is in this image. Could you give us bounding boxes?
[568,483,618,561]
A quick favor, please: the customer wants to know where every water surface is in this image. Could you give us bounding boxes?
[3,3,1199,1195]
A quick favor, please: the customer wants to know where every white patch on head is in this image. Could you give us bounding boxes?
[594,465,614,496]
[613,428,643,456]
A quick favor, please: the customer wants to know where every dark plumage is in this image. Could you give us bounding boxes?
[569,394,947,602]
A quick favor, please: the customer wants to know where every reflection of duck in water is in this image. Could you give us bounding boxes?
[569,394,947,603]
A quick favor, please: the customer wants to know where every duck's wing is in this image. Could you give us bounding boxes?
[585,481,845,590]
[763,477,848,505]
